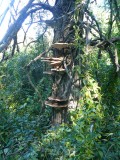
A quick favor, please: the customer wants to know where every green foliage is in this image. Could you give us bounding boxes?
[37,51,120,160]
[38,73,102,159]
[0,48,52,159]
[39,69,120,160]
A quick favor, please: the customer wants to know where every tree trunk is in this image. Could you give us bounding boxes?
[45,0,84,125]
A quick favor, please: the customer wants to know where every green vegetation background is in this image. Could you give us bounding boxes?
[0,39,120,159]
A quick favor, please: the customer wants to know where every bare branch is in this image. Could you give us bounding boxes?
[31,2,54,13]
[89,37,120,48]
[0,0,15,26]
[86,9,104,39]
[25,27,47,51]
[26,47,51,69]
[0,0,35,53]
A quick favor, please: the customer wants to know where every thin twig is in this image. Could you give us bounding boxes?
[26,47,51,68]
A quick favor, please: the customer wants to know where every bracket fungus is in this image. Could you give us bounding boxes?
[45,100,68,108]
[51,43,73,50]
[41,57,63,67]
[45,96,68,108]
[48,96,68,102]
[51,68,65,72]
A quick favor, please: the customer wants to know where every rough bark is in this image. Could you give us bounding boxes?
[44,0,84,125]
[51,0,73,124]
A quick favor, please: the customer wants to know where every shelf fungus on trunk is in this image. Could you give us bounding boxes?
[51,43,73,50]
[45,101,68,108]
[51,68,65,72]
[45,96,68,108]
[41,57,64,61]
[41,56,64,68]
[41,56,66,73]
[48,96,68,102]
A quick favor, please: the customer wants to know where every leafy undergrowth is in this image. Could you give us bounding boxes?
[0,52,52,159]
[0,51,120,159]
[38,73,120,160]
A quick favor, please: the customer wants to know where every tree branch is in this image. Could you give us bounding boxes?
[32,2,54,13]
[86,9,104,39]
[0,0,15,26]
[89,37,120,48]
[0,0,35,53]
[26,47,51,70]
